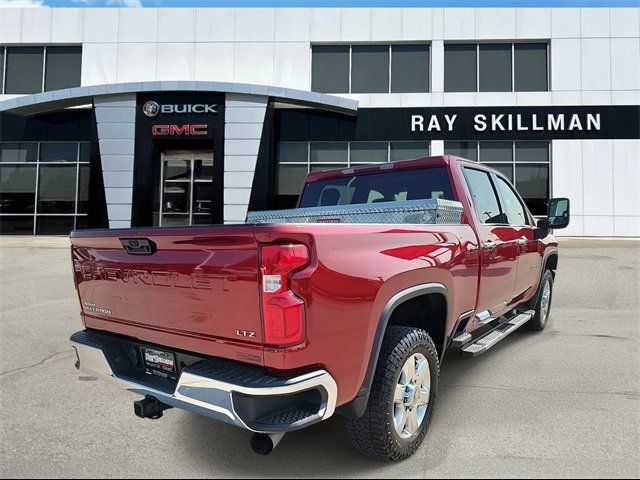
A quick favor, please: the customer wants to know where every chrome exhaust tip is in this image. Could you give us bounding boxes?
[250,433,285,456]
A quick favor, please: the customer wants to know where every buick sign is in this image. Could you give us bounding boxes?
[143,101,218,117]
[143,101,160,118]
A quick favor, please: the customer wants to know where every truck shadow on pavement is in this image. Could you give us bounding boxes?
[176,329,535,476]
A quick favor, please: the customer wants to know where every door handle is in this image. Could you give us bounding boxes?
[482,240,497,249]
[517,236,528,246]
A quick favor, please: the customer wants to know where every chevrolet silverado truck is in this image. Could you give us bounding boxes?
[69,155,570,461]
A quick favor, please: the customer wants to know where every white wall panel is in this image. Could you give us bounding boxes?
[158,9,195,43]
[552,140,584,215]
[81,43,119,86]
[612,140,640,217]
[582,140,614,217]
[580,8,610,38]
[0,8,22,44]
[274,42,310,90]
[83,8,119,43]
[516,8,551,39]
[156,43,195,81]
[116,43,158,83]
[233,43,274,85]
[234,8,274,42]
[551,8,581,39]
[581,39,611,91]
[52,8,83,43]
[611,38,640,91]
[476,8,515,40]
[610,8,640,38]
[401,8,431,40]
[194,43,235,82]
[310,8,341,41]
[443,8,475,40]
[371,8,402,41]
[118,8,158,43]
[340,8,371,41]
[21,8,51,43]
[584,216,615,237]
[275,9,310,41]
[551,39,582,91]
[195,8,235,42]
[614,217,640,237]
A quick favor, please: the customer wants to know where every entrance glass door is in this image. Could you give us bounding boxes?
[159,150,214,227]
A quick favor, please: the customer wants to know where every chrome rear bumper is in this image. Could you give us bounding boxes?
[70,331,337,434]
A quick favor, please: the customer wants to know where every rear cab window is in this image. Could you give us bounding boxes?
[299,166,454,208]
[461,167,506,224]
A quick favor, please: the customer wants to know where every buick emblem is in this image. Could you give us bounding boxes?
[143,101,160,118]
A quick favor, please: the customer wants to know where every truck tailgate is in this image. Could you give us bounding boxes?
[70,226,264,358]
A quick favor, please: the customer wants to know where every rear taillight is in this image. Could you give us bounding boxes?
[260,244,309,347]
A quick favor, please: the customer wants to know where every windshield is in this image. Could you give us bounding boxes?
[299,167,454,208]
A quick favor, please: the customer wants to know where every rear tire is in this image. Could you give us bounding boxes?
[345,326,439,462]
[524,269,554,332]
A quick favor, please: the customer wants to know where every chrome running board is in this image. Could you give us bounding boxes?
[461,310,535,357]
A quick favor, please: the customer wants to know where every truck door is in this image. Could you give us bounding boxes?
[462,167,519,322]
[493,174,541,302]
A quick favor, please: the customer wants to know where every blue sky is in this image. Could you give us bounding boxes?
[0,0,640,7]
[2,0,639,8]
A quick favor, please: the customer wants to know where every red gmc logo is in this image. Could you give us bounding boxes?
[151,124,208,136]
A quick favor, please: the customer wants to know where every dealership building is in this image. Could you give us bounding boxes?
[0,6,638,236]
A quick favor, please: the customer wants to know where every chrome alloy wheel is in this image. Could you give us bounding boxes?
[540,279,552,325]
[392,353,431,439]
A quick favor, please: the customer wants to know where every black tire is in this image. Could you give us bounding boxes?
[345,326,439,462]
[524,269,554,331]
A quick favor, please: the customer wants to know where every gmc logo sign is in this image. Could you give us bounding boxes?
[151,124,208,136]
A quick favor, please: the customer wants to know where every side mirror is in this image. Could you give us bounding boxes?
[547,198,570,229]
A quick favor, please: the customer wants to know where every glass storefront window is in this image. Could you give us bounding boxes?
[311,45,350,94]
[310,142,348,164]
[444,141,478,161]
[37,164,77,213]
[350,142,388,164]
[515,43,548,92]
[351,45,390,94]
[44,46,82,92]
[40,143,78,162]
[0,216,34,235]
[4,47,44,95]
[0,142,90,234]
[391,45,430,93]
[445,42,548,92]
[479,44,512,92]
[390,142,430,162]
[0,143,37,163]
[312,44,430,94]
[158,151,214,227]
[36,216,76,235]
[0,165,37,213]
[277,164,308,196]
[516,163,550,215]
[444,44,477,93]
[1,46,82,95]
[479,141,513,162]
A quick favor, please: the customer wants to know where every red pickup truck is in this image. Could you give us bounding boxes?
[70,155,570,461]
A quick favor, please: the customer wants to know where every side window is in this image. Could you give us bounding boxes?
[462,168,504,224]
[495,176,529,226]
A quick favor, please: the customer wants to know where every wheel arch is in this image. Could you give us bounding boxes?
[337,283,447,419]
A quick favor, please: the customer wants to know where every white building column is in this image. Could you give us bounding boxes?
[223,94,268,224]
[93,94,136,229]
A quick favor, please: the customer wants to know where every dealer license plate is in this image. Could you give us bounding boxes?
[142,347,177,380]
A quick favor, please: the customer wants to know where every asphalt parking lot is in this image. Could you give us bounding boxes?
[1,236,638,478]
